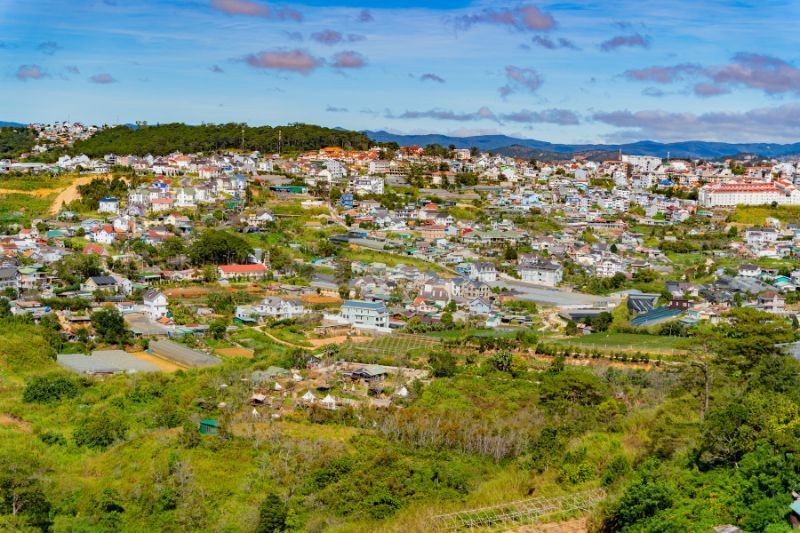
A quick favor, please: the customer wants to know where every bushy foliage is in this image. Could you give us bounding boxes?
[428,351,457,377]
[189,230,253,265]
[91,307,129,344]
[70,123,372,157]
[73,409,128,449]
[22,375,79,403]
[0,127,36,158]
[257,493,287,533]
[73,177,128,211]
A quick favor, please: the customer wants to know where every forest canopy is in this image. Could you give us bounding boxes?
[69,123,373,157]
[0,127,36,158]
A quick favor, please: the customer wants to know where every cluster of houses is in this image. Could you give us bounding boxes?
[4,129,800,352]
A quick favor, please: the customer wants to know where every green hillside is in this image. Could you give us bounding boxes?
[70,123,373,157]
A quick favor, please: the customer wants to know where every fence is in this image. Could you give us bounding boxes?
[347,333,443,359]
[431,488,606,532]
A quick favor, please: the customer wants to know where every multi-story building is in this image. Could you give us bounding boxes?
[518,260,563,287]
[339,300,389,328]
[699,179,800,207]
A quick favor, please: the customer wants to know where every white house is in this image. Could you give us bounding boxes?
[596,257,624,278]
[738,264,761,278]
[98,197,120,214]
[143,289,169,320]
[254,297,306,320]
[340,300,389,328]
[469,262,497,283]
[518,260,563,287]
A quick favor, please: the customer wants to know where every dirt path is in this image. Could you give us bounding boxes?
[49,175,95,214]
[0,413,31,432]
[0,188,60,197]
[511,517,588,532]
[256,328,311,349]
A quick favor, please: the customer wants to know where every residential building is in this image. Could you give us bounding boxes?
[518,260,563,287]
[469,261,497,283]
[340,300,389,328]
[218,263,268,280]
[143,289,169,321]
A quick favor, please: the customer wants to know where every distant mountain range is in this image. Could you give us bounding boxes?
[363,130,800,160]
[0,121,25,128]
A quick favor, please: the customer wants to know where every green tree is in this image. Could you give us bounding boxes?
[91,308,129,345]
[73,409,128,449]
[428,351,457,377]
[489,350,513,373]
[0,444,52,530]
[712,307,795,375]
[209,317,229,340]
[257,493,287,533]
[335,258,352,284]
[188,230,253,265]
[54,253,102,286]
[22,375,79,403]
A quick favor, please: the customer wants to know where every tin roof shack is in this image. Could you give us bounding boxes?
[57,350,161,376]
[199,419,219,435]
[149,339,221,368]
[346,364,391,393]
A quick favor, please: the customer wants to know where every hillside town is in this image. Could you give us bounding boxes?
[4,122,800,531]
[4,125,800,340]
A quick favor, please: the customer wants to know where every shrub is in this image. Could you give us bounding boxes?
[39,431,67,446]
[73,410,128,449]
[257,493,287,533]
[428,351,457,378]
[23,375,79,403]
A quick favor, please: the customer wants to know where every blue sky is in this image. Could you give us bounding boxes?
[3,0,800,143]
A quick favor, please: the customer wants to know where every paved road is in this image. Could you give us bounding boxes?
[492,277,610,307]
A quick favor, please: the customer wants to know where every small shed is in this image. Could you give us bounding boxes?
[321,394,337,410]
[349,364,389,384]
[301,391,316,405]
[199,419,219,435]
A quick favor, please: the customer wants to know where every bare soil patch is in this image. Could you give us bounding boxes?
[307,336,371,347]
[216,347,255,358]
[129,351,186,372]
[0,413,31,432]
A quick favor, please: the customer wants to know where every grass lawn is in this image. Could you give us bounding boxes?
[263,325,313,347]
[427,328,526,340]
[731,205,800,226]
[550,332,688,352]
[0,175,75,191]
[229,328,292,359]
[343,248,450,273]
[0,192,56,224]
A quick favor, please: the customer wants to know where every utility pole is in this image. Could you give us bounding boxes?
[278,130,282,156]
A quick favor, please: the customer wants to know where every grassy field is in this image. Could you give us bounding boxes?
[0,175,75,191]
[348,333,443,361]
[666,252,707,267]
[0,192,56,224]
[427,328,526,340]
[731,205,800,225]
[550,332,688,353]
[228,328,294,362]
[262,325,313,348]
[343,248,451,273]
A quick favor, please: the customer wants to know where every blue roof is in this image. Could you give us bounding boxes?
[342,300,387,310]
[790,500,800,515]
[630,306,683,327]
